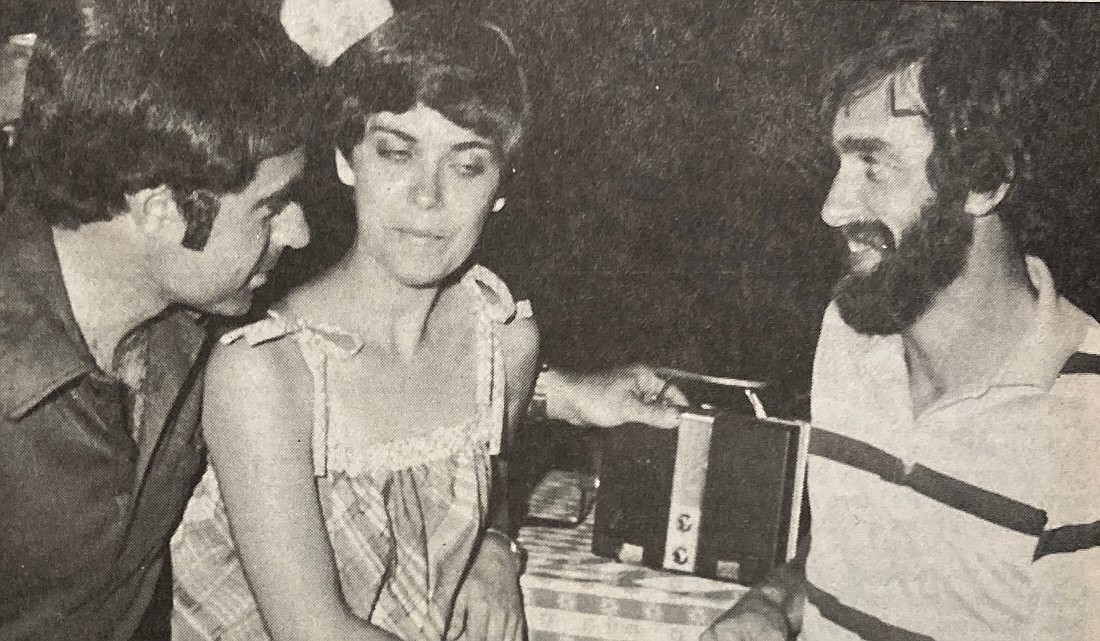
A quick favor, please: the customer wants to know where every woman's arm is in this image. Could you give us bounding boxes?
[202,339,399,641]
[446,316,540,641]
[491,315,541,533]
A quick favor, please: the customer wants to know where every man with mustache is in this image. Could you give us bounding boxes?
[0,6,317,639]
[704,8,1100,641]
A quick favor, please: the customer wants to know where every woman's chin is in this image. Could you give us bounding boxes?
[375,252,470,290]
[390,266,456,290]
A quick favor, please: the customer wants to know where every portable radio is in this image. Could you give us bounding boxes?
[592,370,810,585]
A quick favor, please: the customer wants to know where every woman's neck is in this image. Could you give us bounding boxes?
[286,254,454,360]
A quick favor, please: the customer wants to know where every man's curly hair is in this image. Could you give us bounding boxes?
[822,6,1059,239]
[12,3,316,249]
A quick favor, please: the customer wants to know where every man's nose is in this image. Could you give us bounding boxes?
[409,161,442,210]
[271,202,310,249]
[820,169,863,228]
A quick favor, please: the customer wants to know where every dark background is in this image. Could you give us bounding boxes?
[474,0,1100,419]
[5,1,1100,419]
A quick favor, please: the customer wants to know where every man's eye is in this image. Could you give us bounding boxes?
[860,154,883,181]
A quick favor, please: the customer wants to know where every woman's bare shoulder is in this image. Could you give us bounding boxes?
[207,330,311,388]
[500,315,540,396]
[203,333,314,444]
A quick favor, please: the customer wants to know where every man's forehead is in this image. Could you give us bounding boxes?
[225,148,305,200]
[244,148,306,197]
[886,60,927,118]
[837,60,928,119]
[831,62,934,153]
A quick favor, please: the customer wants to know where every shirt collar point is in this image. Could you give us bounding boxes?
[0,314,96,419]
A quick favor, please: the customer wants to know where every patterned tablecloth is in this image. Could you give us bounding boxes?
[518,474,746,641]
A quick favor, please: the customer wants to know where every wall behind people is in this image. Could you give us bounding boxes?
[473,0,882,415]
[0,37,32,203]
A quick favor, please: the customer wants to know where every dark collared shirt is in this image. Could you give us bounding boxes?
[0,197,212,640]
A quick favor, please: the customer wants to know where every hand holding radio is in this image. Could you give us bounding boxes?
[538,364,687,429]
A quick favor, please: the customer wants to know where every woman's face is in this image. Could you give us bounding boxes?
[348,104,502,288]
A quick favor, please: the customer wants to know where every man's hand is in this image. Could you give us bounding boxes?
[543,364,687,429]
[699,592,790,641]
[447,531,525,641]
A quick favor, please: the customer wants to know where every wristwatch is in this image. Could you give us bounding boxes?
[526,363,551,422]
[484,528,527,573]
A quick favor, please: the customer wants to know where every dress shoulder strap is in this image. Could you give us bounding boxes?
[463,264,534,324]
[222,311,363,477]
[218,311,364,355]
[219,314,298,347]
[462,265,535,457]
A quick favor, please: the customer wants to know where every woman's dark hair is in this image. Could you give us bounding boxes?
[323,8,530,163]
[822,6,1056,215]
[13,9,315,248]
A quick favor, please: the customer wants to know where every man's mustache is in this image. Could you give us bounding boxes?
[839,220,896,253]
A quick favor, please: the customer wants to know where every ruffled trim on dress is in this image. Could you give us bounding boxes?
[218,264,532,478]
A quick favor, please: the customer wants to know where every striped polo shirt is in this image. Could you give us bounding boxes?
[802,257,1100,641]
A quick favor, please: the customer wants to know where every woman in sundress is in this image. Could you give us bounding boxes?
[170,9,537,641]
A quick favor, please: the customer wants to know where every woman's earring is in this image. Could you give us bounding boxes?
[335,149,355,187]
[492,198,506,213]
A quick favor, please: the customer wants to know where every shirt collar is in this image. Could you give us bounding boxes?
[0,197,208,419]
[817,255,1092,421]
[0,198,97,418]
[991,256,1093,390]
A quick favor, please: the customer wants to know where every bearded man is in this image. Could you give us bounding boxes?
[703,8,1100,641]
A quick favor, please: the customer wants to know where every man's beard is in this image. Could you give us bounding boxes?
[833,196,973,335]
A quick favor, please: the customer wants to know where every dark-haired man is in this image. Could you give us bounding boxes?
[703,8,1099,641]
[0,15,313,640]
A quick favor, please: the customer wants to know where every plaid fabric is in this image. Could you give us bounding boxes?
[172,444,490,640]
[171,266,523,641]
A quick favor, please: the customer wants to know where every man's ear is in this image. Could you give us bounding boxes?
[964,182,1011,218]
[335,148,355,187]
[125,185,186,240]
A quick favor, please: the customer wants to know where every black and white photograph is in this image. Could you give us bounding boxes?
[0,0,1097,640]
